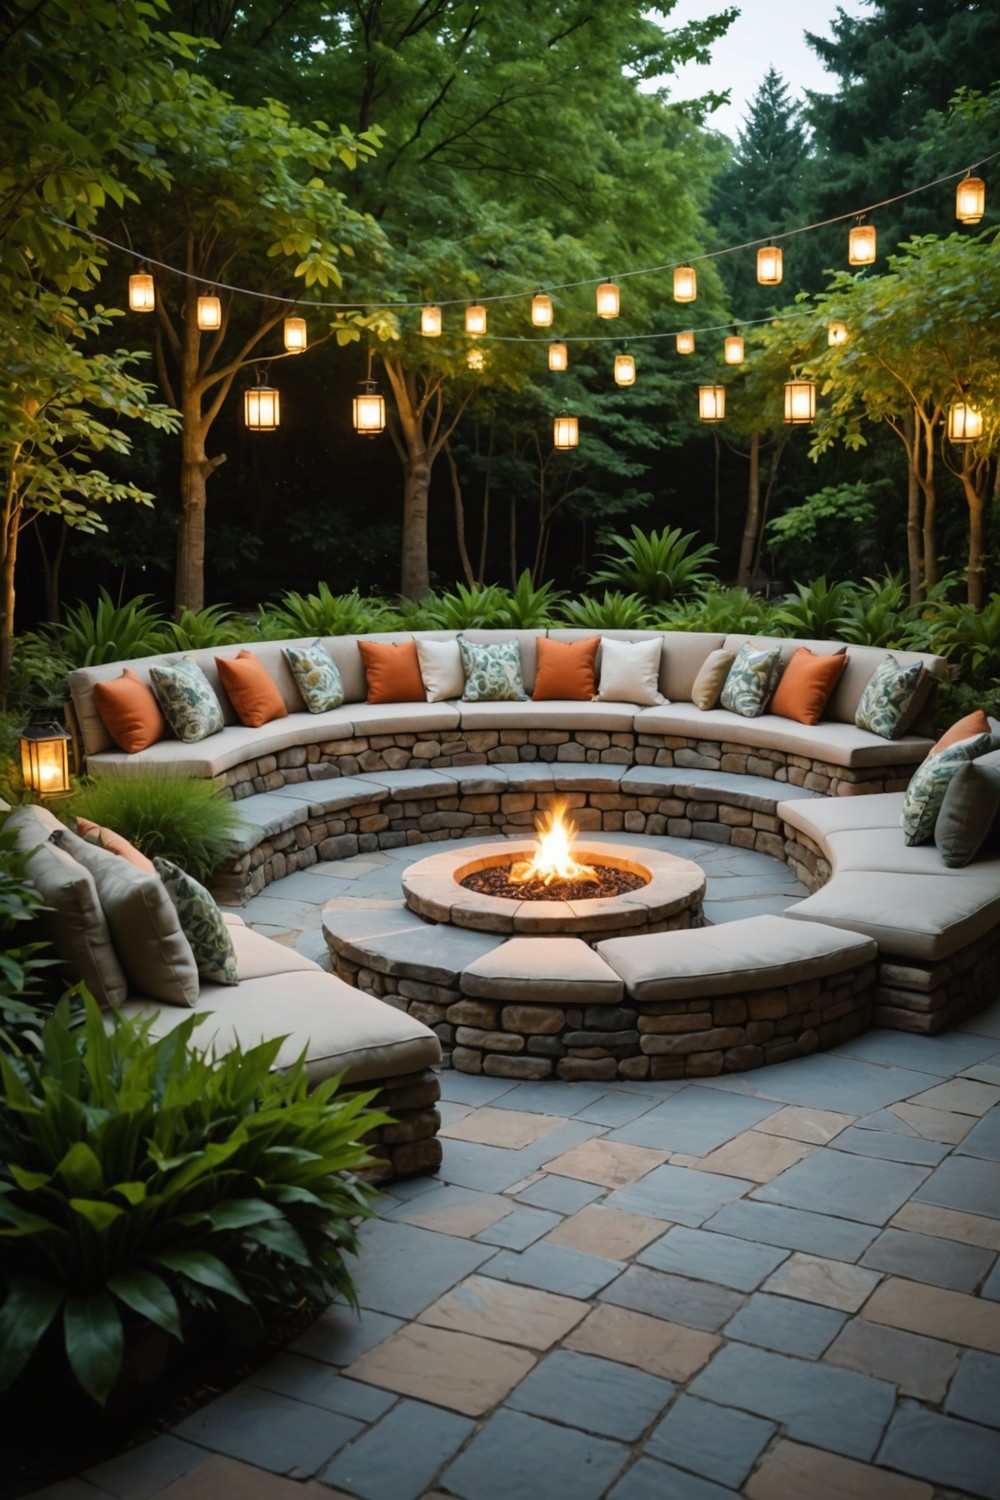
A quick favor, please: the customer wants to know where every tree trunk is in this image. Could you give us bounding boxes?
[736,431,761,588]
[445,441,475,587]
[752,438,787,581]
[0,447,21,712]
[175,405,217,616]
[918,414,938,592]
[960,463,987,610]
[903,408,922,605]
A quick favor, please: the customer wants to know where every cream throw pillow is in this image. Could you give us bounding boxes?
[23,838,129,1007]
[595,637,666,705]
[691,649,736,710]
[416,638,465,702]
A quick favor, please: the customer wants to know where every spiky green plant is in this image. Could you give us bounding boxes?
[420,581,511,629]
[559,590,650,629]
[656,587,776,635]
[45,591,171,668]
[161,605,247,651]
[259,584,392,639]
[769,577,858,640]
[67,774,243,881]
[837,574,925,649]
[590,525,718,605]
[497,570,565,629]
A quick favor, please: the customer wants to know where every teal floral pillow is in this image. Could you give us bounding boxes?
[855,655,925,740]
[459,638,527,702]
[149,659,224,743]
[284,643,344,713]
[719,643,783,718]
[899,732,994,846]
[154,856,238,985]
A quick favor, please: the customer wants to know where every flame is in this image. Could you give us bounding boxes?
[509,800,599,886]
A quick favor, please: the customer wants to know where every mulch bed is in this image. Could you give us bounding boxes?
[461,863,647,902]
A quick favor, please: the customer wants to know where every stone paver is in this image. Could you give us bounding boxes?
[860,1225,996,1291]
[142,1455,343,1500]
[384,1184,514,1238]
[505,1349,674,1442]
[753,1104,855,1144]
[644,1394,774,1487]
[745,1439,934,1500]
[890,1200,1000,1250]
[823,1318,961,1402]
[703,1198,879,1261]
[564,1304,720,1382]
[877,1405,1000,1499]
[761,1252,883,1312]
[694,1129,814,1181]
[543,1138,667,1189]
[637,1224,788,1292]
[753,1149,931,1225]
[603,1163,753,1226]
[542,1203,665,1261]
[724,1290,847,1358]
[945,1349,1000,1429]
[600,1265,744,1332]
[416,1274,587,1350]
[441,1408,628,1500]
[439,1106,566,1150]
[863,1276,1000,1352]
[484,1240,623,1298]
[321,1401,474,1500]
[343,1322,535,1416]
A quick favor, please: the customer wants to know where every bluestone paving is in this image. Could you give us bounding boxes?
[644,1393,775,1487]
[348,1219,495,1318]
[878,1403,1000,1499]
[701,1198,879,1260]
[437,1072,516,1106]
[322,1399,474,1500]
[289,1307,402,1368]
[81,1437,205,1500]
[473,1204,562,1248]
[483,1241,623,1298]
[604,1164,753,1226]
[723,1290,847,1358]
[505,1349,675,1441]
[944,1349,1000,1429]
[830,1125,950,1167]
[171,1383,363,1476]
[983,1258,1000,1300]
[600,1265,744,1332]
[488,1080,608,1115]
[607,1087,781,1155]
[831,1028,1000,1074]
[243,1355,394,1422]
[514,1173,604,1213]
[853,1106,920,1136]
[571,1091,664,1127]
[636,1225,788,1292]
[860,1225,997,1292]
[607,1457,738,1500]
[698,1054,941,1113]
[913,1153,1000,1218]
[956,1105,1000,1160]
[753,1148,931,1225]
[441,1408,628,1500]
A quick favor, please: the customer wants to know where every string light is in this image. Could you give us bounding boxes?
[784,379,817,424]
[531,293,554,327]
[352,348,386,434]
[676,331,695,354]
[614,352,636,386]
[596,281,620,318]
[948,401,983,442]
[465,303,487,336]
[956,174,986,224]
[421,305,442,336]
[673,265,697,302]
[724,335,745,365]
[548,342,568,371]
[245,368,280,430]
[128,272,155,312]
[757,245,783,285]
[828,321,848,346]
[698,386,725,422]
[283,316,307,352]
[849,222,877,265]
[197,293,221,330]
[553,413,579,448]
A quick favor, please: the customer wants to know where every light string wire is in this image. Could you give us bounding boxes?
[50,153,998,314]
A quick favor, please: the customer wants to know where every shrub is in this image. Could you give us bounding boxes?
[67,774,243,881]
[0,1000,385,1407]
[656,587,776,635]
[589,525,718,605]
[558,590,650,629]
[0,827,63,1052]
[419,581,512,629]
[259,583,392,638]
[923,594,1000,681]
[45,591,171,668]
[837,574,926,649]
[160,605,248,652]
[765,481,892,580]
[497,570,565,629]
[769,577,858,640]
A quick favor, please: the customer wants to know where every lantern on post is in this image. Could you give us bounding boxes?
[848,223,877,265]
[698,385,725,422]
[284,316,308,353]
[596,281,620,318]
[724,335,745,365]
[548,342,568,371]
[197,294,222,331]
[676,331,695,355]
[19,721,72,798]
[244,368,280,431]
[465,303,487,336]
[128,272,155,312]
[553,413,579,449]
[614,352,636,386]
[421,305,442,337]
[948,401,984,443]
[673,265,697,302]
[784,379,817,425]
[531,293,554,327]
[828,321,848,346]
[956,174,986,224]
[757,245,783,285]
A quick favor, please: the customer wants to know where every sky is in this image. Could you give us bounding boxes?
[659,0,871,139]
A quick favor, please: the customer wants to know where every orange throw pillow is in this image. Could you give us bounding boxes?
[770,647,848,726]
[533,636,600,701]
[74,817,157,875]
[93,668,166,753]
[358,639,426,704]
[216,650,288,728]
[930,708,992,758]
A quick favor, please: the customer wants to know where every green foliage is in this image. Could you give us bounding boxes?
[0,827,62,1054]
[590,526,718,606]
[765,482,893,581]
[656,587,776,635]
[67,775,242,882]
[0,999,385,1407]
[497,571,565,630]
[923,596,1000,681]
[558,591,650,629]
[420,582,510,630]
[837,574,927,649]
[46,591,170,669]
[769,577,858,640]
[160,606,247,652]
[6,635,74,720]
[259,584,392,639]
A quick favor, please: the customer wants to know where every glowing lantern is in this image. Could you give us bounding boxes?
[19,721,72,798]
[956,175,986,225]
[284,316,307,352]
[596,281,620,318]
[467,348,485,371]
[614,353,636,386]
[465,303,487,336]
[197,294,221,331]
[421,305,442,337]
[724,335,745,365]
[553,413,579,449]
[353,382,386,435]
[757,245,783,285]
[784,379,817,425]
[676,331,695,355]
[948,402,984,443]
[698,385,725,422]
[531,293,554,327]
[673,265,697,302]
[548,342,568,371]
[828,321,848,346]
[244,376,280,431]
[129,273,155,312]
[848,224,877,265]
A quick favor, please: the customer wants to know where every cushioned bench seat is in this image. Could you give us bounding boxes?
[634,704,931,768]
[455,699,641,731]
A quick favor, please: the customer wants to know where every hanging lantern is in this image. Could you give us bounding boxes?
[19,720,72,798]
[676,330,695,355]
[128,272,155,312]
[757,245,783,285]
[948,401,984,443]
[284,316,308,353]
[956,175,986,224]
[848,224,877,265]
[828,321,848,346]
[698,385,725,422]
[467,348,485,371]
[421,305,442,337]
[531,293,554,327]
[784,379,817,425]
[548,342,568,371]
[465,303,487,336]
[353,381,386,435]
[724,335,745,365]
[614,353,636,386]
[244,374,280,431]
[553,413,579,449]
[673,265,697,302]
[596,281,620,319]
[197,294,221,331]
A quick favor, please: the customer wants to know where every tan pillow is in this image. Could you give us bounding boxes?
[416,638,465,702]
[51,829,198,1008]
[691,648,736,710]
[595,637,666,706]
[22,839,129,1007]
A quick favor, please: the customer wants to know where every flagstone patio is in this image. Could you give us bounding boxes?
[30,835,1000,1500]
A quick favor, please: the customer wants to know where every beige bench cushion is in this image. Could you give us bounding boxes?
[779,793,905,843]
[229,924,324,981]
[457,699,638,731]
[597,914,876,1001]
[783,871,1000,962]
[825,827,1000,880]
[634,705,931,768]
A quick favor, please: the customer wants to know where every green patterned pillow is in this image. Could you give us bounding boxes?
[855,655,925,740]
[154,856,238,985]
[459,637,527,702]
[719,643,783,718]
[149,659,224,743]
[284,643,344,713]
[900,732,995,846]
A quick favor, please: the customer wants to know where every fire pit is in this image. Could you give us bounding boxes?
[402,800,704,943]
